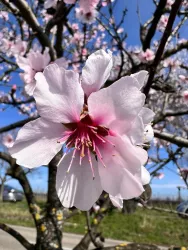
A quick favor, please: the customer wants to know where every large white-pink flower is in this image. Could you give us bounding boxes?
[10,49,154,211]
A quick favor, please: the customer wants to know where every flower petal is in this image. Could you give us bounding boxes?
[9,118,64,168]
[34,64,84,123]
[16,55,30,71]
[139,107,155,125]
[128,116,145,145]
[97,136,145,199]
[81,49,113,96]
[131,70,148,89]
[64,0,76,3]
[56,152,103,210]
[141,166,150,185]
[109,195,123,208]
[88,76,145,134]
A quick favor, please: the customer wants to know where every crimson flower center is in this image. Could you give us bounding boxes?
[57,114,115,179]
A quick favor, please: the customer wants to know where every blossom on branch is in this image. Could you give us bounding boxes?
[16,48,68,96]
[10,49,154,211]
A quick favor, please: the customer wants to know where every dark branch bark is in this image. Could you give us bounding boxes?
[163,40,188,59]
[153,109,188,124]
[143,0,183,97]
[142,0,167,51]
[7,0,56,60]
[0,116,38,133]
[154,129,188,147]
[0,152,40,227]
[45,2,73,36]
[0,223,35,250]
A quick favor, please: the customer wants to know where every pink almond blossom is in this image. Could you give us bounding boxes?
[10,49,154,211]
[3,134,14,148]
[16,48,67,96]
[183,90,188,104]
[139,49,155,62]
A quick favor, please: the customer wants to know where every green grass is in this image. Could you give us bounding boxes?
[0,201,188,247]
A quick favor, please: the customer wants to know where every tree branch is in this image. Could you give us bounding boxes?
[143,0,183,97]
[142,0,167,51]
[0,152,41,227]
[154,129,188,147]
[6,0,56,60]
[0,116,38,133]
[0,223,35,250]
[163,40,188,59]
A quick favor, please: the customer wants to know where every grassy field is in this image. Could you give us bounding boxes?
[0,201,187,247]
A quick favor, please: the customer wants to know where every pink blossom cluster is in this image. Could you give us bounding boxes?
[16,47,68,96]
[45,0,100,23]
[158,15,169,32]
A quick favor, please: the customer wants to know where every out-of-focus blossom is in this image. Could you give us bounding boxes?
[158,15,169,32]
[144,124,154,142]
[44,0,58,9]
[16,48,51,96]
[0,38,12,52]
[179,75,188,83]
[154,172,165,180]
[92,203,100,212]
[16,48,68,96]
[166,0,174,9]
[3,134,14,148]
[0,11,9,21]
[10,49,154,211]
[139,49,155,62]
[11,40,27,56]
[183,90,188,104]
[76,7,98,24]
[163,58,180,70]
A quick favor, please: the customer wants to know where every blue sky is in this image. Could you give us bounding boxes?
[0,0,187,200]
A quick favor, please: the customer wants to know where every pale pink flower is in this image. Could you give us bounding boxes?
[3,134,14,148]
[44,0,58,9]
[76,7,97,24]
[117,28,124,34]
[10,49,154,211]
[183,90,188,104]
[154,172,164,180]
[82,48,88,56]
[166,0,174,9]
[79,0,99,14]
[179,75,188,83]
[139,49,155,62]
[0,38,12,52]
[16,48,67,96]
[0,11,9,21]
[11,40,27,56]
[158,15,169,32]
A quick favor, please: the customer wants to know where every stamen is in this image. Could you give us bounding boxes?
[103,138,115,147]
[87,148,95,180]
[67,148,76,173]
[81,143,85,157]
[95,146,106,168]
[57,153,67,166]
